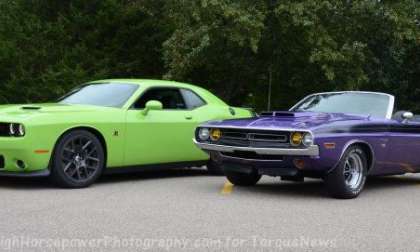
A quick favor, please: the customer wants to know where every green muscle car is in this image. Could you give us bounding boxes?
[0,79,252,187]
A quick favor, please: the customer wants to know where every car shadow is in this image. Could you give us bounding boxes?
[237,175,420,199]
[0,167,212,189]
[0,177,53,190]
[97,167,211,184]
[243,179,327,198]
[0,170,419,195]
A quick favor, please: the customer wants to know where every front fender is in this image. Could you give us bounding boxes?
[312,134,377,174]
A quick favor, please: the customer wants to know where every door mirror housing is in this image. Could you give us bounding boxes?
[142,100,163,115]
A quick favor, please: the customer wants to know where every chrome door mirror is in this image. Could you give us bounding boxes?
[402,111,414,123]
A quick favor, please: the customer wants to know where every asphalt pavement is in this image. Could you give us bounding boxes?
[0,168,419,251]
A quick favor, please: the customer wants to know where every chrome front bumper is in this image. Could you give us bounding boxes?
[193,139,320,156]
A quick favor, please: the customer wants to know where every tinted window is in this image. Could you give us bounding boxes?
[133,88,187,109]
[291,92,391,118]
[59,83,138,108]
[181,89,206,109]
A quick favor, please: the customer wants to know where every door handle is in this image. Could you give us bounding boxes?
[185,115,193,120]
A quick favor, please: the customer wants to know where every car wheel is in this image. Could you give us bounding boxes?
[50,130,105,188]
[225,170,261,186]
[206,160,223,175]
[325,145,368,199]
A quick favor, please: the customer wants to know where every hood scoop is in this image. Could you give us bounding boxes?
[259,111,332,121]
[259,111,297,117]
[20,106,42,110]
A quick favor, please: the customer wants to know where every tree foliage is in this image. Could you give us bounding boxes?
[0,0,418,111]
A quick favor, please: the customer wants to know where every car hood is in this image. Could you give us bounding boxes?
[0,103,112,122]
[203,111,369,130]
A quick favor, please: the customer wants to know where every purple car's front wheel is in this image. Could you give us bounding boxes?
[325,145,368,199]
[343,151,364,189]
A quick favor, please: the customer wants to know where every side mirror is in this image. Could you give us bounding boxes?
[402,111,414,122]
[142,100,163,115]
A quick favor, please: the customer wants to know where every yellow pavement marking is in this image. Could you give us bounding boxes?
[221,181,234,195]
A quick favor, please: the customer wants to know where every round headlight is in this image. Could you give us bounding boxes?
[18,124,25,136]
[302,133,314,147]
[210,128,222,141]
[198,128,210,141]
[290,132,303,146]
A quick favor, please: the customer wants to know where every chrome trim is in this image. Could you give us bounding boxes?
[289,91,395,120]
[194,139,319,156]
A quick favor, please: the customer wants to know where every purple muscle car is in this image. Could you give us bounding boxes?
[194,91,418,199]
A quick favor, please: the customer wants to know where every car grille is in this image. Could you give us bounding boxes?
[217,129,291,148]
[221,151,284,161]
[0,124,10,137]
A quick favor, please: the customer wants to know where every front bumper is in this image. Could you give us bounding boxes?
[193,139,320,156]
[194,139,322,176]
[0,137,52,173]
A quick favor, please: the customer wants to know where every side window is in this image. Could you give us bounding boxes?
[133,88,187,110]
[181,89,206,109]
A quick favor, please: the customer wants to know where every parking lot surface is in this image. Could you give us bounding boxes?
[0,168,419,251]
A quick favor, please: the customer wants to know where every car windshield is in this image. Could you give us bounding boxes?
[290,92,392,118]
[59,83,139,108]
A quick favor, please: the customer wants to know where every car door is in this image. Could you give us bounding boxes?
[386,118,420,173]
[124,87,207,166]
[178,88,219,160]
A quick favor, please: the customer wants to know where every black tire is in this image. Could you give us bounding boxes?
[206,160,223,175]
[324,145,368,199]
[50,130,105,188]
[225,170,262,186]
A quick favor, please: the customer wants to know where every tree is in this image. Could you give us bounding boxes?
[0,0,169,103]
[163,0,420,111]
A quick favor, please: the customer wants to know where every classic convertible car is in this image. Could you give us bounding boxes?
[0,79,252,187]
[195,91,419,198]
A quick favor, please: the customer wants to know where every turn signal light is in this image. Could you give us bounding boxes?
[293,159,305,170]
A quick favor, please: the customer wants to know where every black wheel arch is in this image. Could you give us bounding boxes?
[50,127,108,169]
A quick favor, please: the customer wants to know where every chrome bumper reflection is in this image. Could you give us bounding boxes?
[193,139,319,156]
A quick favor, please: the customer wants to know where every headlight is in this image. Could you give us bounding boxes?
[8,123,25,137]
[302,133,314,146]
[210,128,222,141]
[198,128,210,141]
[290,132,303,146]
[17,124,25,136]
[9,123,15,135]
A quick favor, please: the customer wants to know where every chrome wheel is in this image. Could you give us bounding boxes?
[60,135,100,183]
[343,151,363,189]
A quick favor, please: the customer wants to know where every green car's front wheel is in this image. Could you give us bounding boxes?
[50,130,105,188]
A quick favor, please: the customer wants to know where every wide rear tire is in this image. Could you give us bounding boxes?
[50,130,105,188]
[324,145,368,199]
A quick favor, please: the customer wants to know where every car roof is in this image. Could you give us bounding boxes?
[88,79,228,107]
[89,79,202,90]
